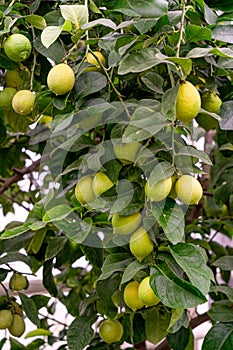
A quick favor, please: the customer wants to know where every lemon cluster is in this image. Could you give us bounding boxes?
[0,304,25,338]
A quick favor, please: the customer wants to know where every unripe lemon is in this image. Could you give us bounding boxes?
[123,281,144,311]
[12,90,35,115]
[47,63,75,95]
[112,211,142,235]
[4,34,31,62]
[145,177,172,202]
[138,276,160,307]
[176,81,201,123]
[8,314,25,337]
[168,174,178,199]
[175,175,203,205]
[129,227,154,262]
[85,51,106,72]
[5,70,24,89]
[9,272,28,291]
[0,87,17,109]
[92,172,114,196]
[201,91,222,113]
[75,175,96,204]
[113,142,141,164]
[99,319,123,344]
[0,310,13,329]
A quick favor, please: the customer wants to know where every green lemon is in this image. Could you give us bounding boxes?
[0,310,13,329]
[99,319,123,344]
[0,87,17,109]
[9,272,28,291]
[47,63,75,95]
[75,175,96,205]
[5,68,29,89]
[168,174,178,199]
[92,172,114,196]
[4,34,31,62]
[8,314,25,337]
[138,276,160,307]
[176,81,201,123]
[175,175,203,205]
[113,142,141,164]
[123,281,144,311]
[112,211,142,235]
[145,177,172,202]
[201,91,222,113]
[12,90,35,115]
[129,227,154,262]
[85,51,106,72]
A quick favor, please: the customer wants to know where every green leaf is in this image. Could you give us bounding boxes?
[185,24,212,42]
[170,243,212,295]
[42,205,73,223]
[34,34,66,64]
[150,261,207,308]
[45,236,67,260]
[75,72,107,98]
[121,260,148,285]
[43,260,57,297]
[212,256,233,270]
[167,57,192,76]
[57,219,92,245]
[219,101,233,130]
[0,253,32,267]
[211,285,233,302]
[60,4,88,29]
[25,329,52,338]
[141,72,164,93]
[41,25,63,48]
[208,300,233,322]
[167,326,194,350]
[18,293,40,327]
[25,15,46,29]
[127,0,168,18]
[0,223,30,239]
[99,253,133,280]
[82,18,116,30]
[212,25,233,44]
[96,274,120,318]
[168,308,184,331]
[144,307,170,345]
[176,146,212,165]
[148,161,174,186]
[67,316,97,350]
[162,84,179,121]
[151,198,185,244]
[202,322,233,350]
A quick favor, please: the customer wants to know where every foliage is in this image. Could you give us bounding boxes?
[0,0,233,349]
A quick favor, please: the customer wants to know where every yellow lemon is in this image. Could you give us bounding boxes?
[47,63,75,95]
[0,87,17,109]
[175,175,203,205]
[176,81,201,123]
[123,281,144,311]
[12,90,35,115]
[145,177,172,202]
[99,319,123,344]
[129,227,154,262]
[39,115,52,128]
[75,175,96,204]
[113,142,141,164]
[92,172,114,196]
[138,276,160,307]
[85,51,106,72]
[112,212,142,235]
[4,34,31,62]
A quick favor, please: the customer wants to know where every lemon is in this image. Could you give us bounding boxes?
[129,227,154,262]
[145,177,172,202]
[176,81,201,123]
[85,51,106,72]
[168,174,178,199]
[92,172,114,196]
[0,87,17,109]
[201,91,222,113]
[47,63,75,95]
[112,211,142,235]
[5,68,29,89]
[8,314,25,337]
[175,175,203,205]
[39,115,52,128]
[123,281,144,311]
[4,34,31,62]
[11,89,35,115]
[75,175,96,205]
[138,276,160,307]
[99,319,123,344]
[9,273,28,291]
[0,310,13,329]
[113,142,141,164]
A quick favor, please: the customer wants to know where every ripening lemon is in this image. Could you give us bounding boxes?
[145,177,172,202]
[92,172,114,196]
[175,175,203,205]
[47,63,75,95]
[12,90,35,115]
[75,175,96,205]
[138,276,160,307]
[85,51,106,72]
[113,142,141,164]
[99,319,123,344]
[123,281,144,311]
[129,227,154,262]
[39,115,52,128]
[9,273,28,291]
[176,81,201,123]
[8,314,25,337]
[196,92,222,131]
[0,87,17,109]
[0,310,13,329]
[112,211,142,235]
[5,68,29,89]
[4,34,31,62]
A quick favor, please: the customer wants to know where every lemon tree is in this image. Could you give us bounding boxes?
[0,1,233,350]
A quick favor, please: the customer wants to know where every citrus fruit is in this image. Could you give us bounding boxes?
[195,113,219,131]
[99,319,123,344]
[138,276,160,307]
[8,314,25,337]
[112,211,142,235]
[0,87,17,109]
[92,172,114,196]
[201,91,222,113]
[145,177,172,202]
[12,90,35,115]
[168,174,178,199]
[5,68,29,89]
[47,63,75,95]
[123,281,144,311]
[176,81,201,123]
[113,142,141,164]
[39,115,52,128]
[75,175,96,205]
[0,310,13,329]
[85,51,106,72]
[129,227,154,262]
[175,175,203,205]
[4,34,31,62]
[9,272,28,291]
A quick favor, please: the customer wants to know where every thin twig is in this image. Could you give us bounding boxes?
[2,193,30,212]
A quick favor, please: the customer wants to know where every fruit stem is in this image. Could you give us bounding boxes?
[176,0,187,77]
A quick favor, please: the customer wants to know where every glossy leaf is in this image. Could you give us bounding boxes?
[67,316,97,350]
[145,307,170,345]
[19,293,40,327]
[208,300,233,322]
[202,322,233,350]
[60,4,88,29]
[211,256,233,270]
[121,260,148,285]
